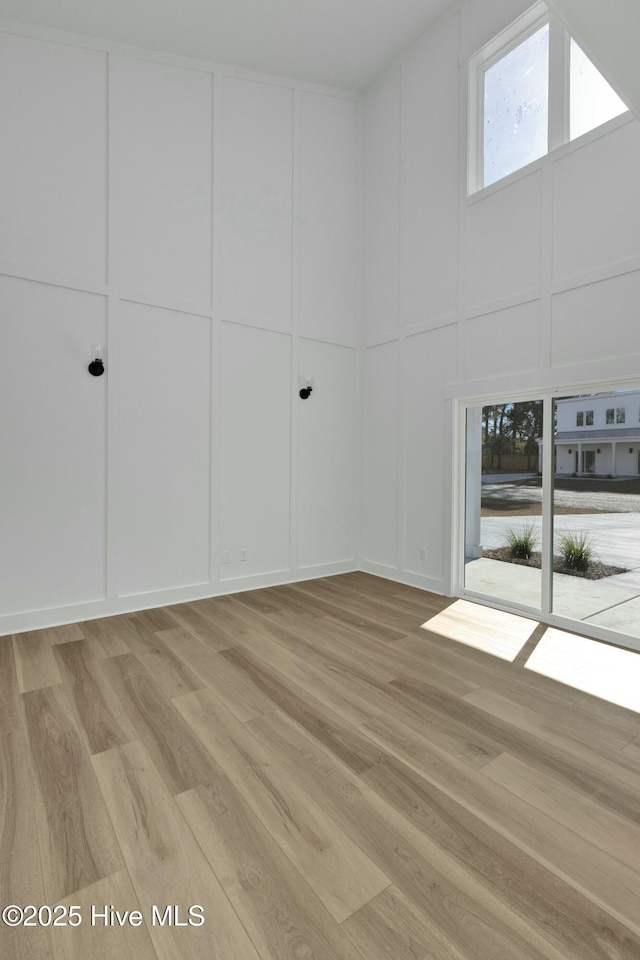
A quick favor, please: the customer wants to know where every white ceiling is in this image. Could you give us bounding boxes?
[0,0,455,90]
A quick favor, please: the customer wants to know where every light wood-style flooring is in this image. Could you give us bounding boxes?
[2,572,640,959]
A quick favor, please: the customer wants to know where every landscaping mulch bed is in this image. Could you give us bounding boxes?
[482,547,628,580]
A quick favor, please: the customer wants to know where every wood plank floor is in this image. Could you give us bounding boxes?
[2,572,640,959]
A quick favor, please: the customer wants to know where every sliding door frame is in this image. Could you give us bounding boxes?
[451,376,640,653]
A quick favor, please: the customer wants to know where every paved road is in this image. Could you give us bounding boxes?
[481,477,640,514]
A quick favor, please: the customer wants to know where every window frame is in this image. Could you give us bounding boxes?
[467,1,627,195]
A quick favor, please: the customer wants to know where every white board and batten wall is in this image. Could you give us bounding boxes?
[0,21,360,633]
[5,0,639,633]
[362,0,640,595]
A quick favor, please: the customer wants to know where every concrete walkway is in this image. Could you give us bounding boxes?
[466,512,640,642]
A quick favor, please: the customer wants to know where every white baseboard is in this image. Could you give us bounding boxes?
[360,560,447,595]
[0,560,358,636]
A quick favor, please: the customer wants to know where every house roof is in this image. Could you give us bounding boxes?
[556,428,640,441]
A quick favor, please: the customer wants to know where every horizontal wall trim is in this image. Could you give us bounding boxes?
[298,331,359,349]
[466,114,633,208]
[467,159,543,206]
[551,257,640,297]
[550,110,634,166]
[0,262,108,298]
[364,332,401,349]
[0,18,360,101]
[120,291,213,319]
[404,315,459,339]
[217,312,295,336]
[0,561,359,637]
[465,288,540,321]
[361,560,446,596]
[549,352,640,378]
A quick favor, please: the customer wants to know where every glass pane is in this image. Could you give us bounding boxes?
[570,39,626,141]
[465,400,544,610]
[551,390,640,643]
[483,24,549,188]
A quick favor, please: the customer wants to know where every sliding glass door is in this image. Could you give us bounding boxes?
[464,398,544,612]
[462,386,640,649]
[551,390,640,641]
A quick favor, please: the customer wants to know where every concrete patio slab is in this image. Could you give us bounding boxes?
[465,555,640,642]
[586,595,640,634]
[480,513,640,570]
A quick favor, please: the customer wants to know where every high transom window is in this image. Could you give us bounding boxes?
[469,2,627,192]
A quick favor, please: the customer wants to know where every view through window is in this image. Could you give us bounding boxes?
[483,25,549,188]
[464,390,640,647]
[472,7,628,191]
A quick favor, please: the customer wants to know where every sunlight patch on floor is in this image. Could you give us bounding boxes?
[421,599,538,661]
[525,627,640,713]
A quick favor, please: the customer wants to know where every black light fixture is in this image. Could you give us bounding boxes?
[88,343,104,377]
[299,375,313,399]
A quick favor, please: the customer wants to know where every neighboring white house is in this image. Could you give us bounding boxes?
[538,391,640,476]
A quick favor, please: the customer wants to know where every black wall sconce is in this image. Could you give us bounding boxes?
[630,448,634,454]
[597,448,601,454]
[299,375,313,399]
[88,343,104,377]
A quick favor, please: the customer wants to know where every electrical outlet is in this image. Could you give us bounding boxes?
[418,547,426,561]
[221,550,230,564]
[240,548,248,562]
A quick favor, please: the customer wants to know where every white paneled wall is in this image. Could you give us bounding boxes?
[403,326,457,582]
[117,303,212,596]
[9,0,640,629]
[364,69,402,343]
[219,78,294,329]
[466,171,542,312]
[299,94,359,341]
[363,0,640,595]
[0,23,360,633]
[0,32,108,285]
[550,271,640,368]
[297,339,357,568]
[464,301,540,381]
[362,341,399,569]
[401,15,460,329]
[0,277,107,613]
[552,121,640,283]
[219,322,291,581]
[119,58,213,308]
